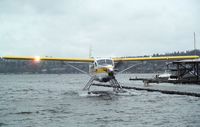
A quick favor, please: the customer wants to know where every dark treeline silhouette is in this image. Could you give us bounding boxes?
[0,49,199,74]
[152,49,200,56]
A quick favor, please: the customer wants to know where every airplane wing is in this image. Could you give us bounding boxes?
[1,56,94,63]
[2,55,199,62]
[113,55,199,62]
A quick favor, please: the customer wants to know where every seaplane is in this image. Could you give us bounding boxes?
[1,55,199,95]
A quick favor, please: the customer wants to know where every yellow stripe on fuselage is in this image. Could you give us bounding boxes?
[95,68,107,74]
[95,66,113,74]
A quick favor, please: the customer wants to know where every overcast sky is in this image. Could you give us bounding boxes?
[0,0,199,57]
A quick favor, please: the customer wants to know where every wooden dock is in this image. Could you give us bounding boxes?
[92,83,200,97]
[130,59,200,85]
[129,77,200,84]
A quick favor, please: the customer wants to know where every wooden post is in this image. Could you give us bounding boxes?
[197,63,199,81]
[177,63,180,80]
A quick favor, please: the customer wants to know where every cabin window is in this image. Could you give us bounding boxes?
[106,59,113,65]
[97,60,105,65]
[97,59,113,66]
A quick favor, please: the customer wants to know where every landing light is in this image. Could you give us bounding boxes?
[34,56,41,63]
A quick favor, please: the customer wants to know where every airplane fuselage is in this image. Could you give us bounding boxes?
[89,58,115,82]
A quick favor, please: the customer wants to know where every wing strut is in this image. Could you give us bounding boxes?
[117,62,142,74]
[64,62,90,76]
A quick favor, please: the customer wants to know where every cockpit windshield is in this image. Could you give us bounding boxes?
[97,59,113,66]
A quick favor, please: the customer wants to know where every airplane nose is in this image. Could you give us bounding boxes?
[108,68,113,72]
[108,68,114,76]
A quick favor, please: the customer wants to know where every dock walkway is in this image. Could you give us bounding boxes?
[93,83,200,97]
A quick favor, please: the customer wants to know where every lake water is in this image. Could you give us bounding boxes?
[0,74,200,127]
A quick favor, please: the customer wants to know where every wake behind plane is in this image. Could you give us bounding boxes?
[1,55,199,94]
